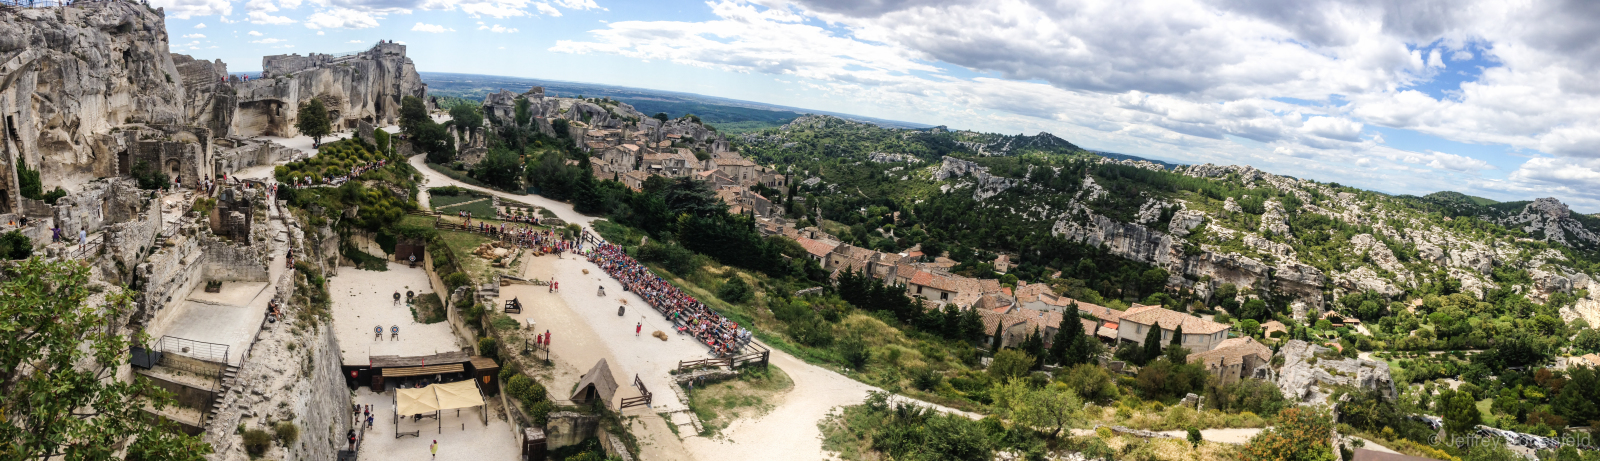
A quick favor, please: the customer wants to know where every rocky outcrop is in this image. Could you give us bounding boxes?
[235,42,427,137]
[1258,199,1289,235]
[1051,207,1326,306]
[0,2,188,201]
[1275,340,1395,405]
[1169,209,1206,237]
[1506,198,1600,249]
[1333,266,1402,297]
[172,54,235,136]
[935,156,1018,200]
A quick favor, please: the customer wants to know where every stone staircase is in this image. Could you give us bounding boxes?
[206,363,243,423]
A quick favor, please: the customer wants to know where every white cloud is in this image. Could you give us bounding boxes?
[305,8,384,29]
[550,0,1600,208]
[551,0,602,10]
[149,0,231,19]
[195,23,208,29]
[535,2,560,16]
[479,24,519,33]
[248,11,296,25]
[248,30,263,36]
[317,31,325,35]
[411,22,456,33]
[250,38,287,44]
[349,39,366,43]
[183,33,207,39]
[219,15,237,24]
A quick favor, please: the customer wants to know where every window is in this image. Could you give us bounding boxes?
[940,292,948,301]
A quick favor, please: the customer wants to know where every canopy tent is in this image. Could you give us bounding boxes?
[395,388,440,417]
[392,379,489,438]
[433,380,486,411]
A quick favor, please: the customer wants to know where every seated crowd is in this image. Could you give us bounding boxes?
[588,242,752,357]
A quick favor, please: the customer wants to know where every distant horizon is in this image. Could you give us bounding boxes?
[164,0,1600,212]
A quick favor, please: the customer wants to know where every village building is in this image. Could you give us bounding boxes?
[1115,304,1232,352]
[1187,337,1273,384]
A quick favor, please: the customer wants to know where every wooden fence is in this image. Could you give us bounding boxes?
[674,342,769,373]
[617,375,652,410]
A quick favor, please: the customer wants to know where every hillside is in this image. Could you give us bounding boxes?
[735,115,1600,327]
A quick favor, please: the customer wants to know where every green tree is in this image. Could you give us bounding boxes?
[991,322,1004,351]
[1238,298,1269,321]
[470,147,523,190]
[514,97,532,127]
[1187,427,1202,447]
[294,98,333,145]
[988,349,1033,381]
[652,112,670,122]
[1238,407,1336,461]
[0,230,33,260]
[1440,389,1481,438]
[373,128,391,155]
[0,257,213,460]
[449,103,484,141]
[1240,319,1261,337]
[991,379,1082,438]
[1170,324,1184,346]
[1019,327,1045,369]
[399,95,431,135]
[1141,322,1164,365]
[1048,302,1087,367]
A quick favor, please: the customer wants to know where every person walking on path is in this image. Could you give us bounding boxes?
[636,321,642,336]
[430,440,439,458]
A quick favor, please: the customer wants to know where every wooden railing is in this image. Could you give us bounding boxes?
[618,375,652,410]
[674,342,769,373]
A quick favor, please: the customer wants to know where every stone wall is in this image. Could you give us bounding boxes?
[172,54,237,137]
[101,195,164,282]
[201,234,270,282]
[137,229,207,335]
[213,138,301,177]
[136,369,218,413]
[545,412,600,450]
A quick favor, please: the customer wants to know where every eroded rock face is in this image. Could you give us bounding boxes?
[935,156,1019,200]
[235,42,427,137]
[171,53,235,136]
[0,2,187,199]
[1275,340,1395,405]
[1506,198,1600,249]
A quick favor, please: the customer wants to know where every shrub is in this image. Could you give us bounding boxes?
[478,337,498,359]
[838,335,870,370]
[717,276,753,304]
[443,272,471,289]
[0,230,34,260]
[273,421,299,444]
[910,367,941,391]
[243,429,272,456]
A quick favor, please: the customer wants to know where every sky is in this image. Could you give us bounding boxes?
[156,0,1600,213]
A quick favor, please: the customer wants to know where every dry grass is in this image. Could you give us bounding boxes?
[686,366,794,436]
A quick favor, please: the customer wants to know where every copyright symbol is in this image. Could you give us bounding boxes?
[1429,434,1440,444]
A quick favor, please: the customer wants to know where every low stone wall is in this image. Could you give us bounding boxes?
[136,370,218,413]
[545,411,599,450]
[201,235,270,282]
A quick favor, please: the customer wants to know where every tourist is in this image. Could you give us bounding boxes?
[430,440,439,458]
[636,321,642,336]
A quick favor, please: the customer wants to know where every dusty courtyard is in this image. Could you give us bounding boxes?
[330,261,464,364]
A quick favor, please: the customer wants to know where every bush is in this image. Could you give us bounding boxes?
[273,421,299,444]
[717,276,753,304]
[787,318,834,347]
[243,429,272,456]
[910,367,941,391]
[443,272,471,289]
[429,185,468,196]
[0,230,33,260]
[478,337,498,359]
[838,336,870,370]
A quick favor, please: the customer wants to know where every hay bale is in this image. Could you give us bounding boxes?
[652,331,668,341]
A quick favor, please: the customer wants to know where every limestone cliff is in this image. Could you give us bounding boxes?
[235,43,427,137]
[0,1,187,203]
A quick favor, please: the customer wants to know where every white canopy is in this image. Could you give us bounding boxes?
[433,380,486,411]
[395,388,440,417]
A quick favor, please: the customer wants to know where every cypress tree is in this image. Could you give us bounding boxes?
[992,322,1005,351]
[1171,324,1184,347]
[1020,327,1045,370]
[1049,302,1085,366]
[1142,321,1164,365]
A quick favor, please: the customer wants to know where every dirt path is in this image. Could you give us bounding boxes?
[408,154,599,227]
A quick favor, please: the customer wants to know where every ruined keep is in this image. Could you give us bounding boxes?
[233,43,427,137]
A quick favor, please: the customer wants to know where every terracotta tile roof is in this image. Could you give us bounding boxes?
[620,144,640,152]
[794,237,838,259]
[1187,336,1272,367]
[1261,320,1288,336]
[979,279,1003,294]
[714,157,758,167]
[1121,305,1230,334]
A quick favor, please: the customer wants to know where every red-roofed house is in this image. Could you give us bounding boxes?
[794,237,839,264]
[1117,305,1232,352]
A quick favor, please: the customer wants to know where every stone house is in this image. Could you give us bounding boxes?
[1187,337,1273,385]
[620,171,649,192]
[1115,305,1231,352]
[794,236,839,265]
[979,306,1101,349]
[598,144,639,171]
[706,157,759,184]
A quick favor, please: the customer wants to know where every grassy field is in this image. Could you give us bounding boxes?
[686,366,794,436]
[435,197,498,218]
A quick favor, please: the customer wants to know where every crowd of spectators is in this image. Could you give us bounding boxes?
[589,242,752,356]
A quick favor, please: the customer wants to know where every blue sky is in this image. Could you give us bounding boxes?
[158,0,1600,212]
